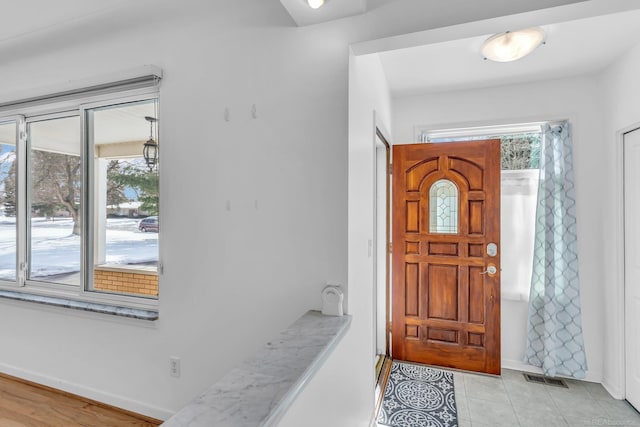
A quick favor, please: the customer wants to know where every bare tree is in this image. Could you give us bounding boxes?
[31,150,81,235]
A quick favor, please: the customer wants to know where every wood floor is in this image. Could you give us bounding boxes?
[0,373,162,427]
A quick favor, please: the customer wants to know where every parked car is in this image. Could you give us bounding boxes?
[138,216,159,232]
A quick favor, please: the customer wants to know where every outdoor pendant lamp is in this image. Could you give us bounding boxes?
[143,116,158,172]
[481,27,545,62]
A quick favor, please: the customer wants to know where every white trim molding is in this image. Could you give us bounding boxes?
[0,361,173,420]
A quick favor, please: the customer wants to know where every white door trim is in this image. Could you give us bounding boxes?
[623,126,640,409]
[610,122,640,400]
[373,110,391,357]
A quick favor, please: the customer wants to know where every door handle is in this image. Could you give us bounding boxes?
[480,265,498,275]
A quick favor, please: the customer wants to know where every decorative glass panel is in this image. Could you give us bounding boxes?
[429,179,458,234]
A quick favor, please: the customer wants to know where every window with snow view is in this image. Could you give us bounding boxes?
[0,121,16,282]
[28,116,82,287]
[0,85,160,309]
[87,99,159,298]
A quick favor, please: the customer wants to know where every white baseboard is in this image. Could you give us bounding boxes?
[501,358,602,383]
[0,362,174,421]
[601,376,624,400]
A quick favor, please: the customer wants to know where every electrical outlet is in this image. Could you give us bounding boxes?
[170,356,181,378]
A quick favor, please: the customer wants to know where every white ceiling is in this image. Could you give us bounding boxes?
[0,0,131,43]
[0,1,638,104]
[378,8,640,97]
[0,0,398,34]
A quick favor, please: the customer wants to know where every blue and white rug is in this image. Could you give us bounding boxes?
[377,361,457,427]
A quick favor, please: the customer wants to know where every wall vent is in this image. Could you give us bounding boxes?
[522,373,568,388]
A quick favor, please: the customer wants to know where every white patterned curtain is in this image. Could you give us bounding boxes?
[523,122,587,379]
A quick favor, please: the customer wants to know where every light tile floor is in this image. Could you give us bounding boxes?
[453,369,640,427]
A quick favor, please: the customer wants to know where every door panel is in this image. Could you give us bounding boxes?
[392,140,501,374]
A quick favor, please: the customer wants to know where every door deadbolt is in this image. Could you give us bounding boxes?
[487,243,498,257]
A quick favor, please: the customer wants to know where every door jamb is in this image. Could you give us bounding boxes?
[376,128,391,356]
[617,122,640,400]
[373,113,391,358]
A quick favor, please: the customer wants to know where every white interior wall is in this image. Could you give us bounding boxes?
[279,51,392,427]
[599,41,640,398]
[0,0,408,421]
[392,76,605,381]
[0,1,354,419]
[0,0,598,423]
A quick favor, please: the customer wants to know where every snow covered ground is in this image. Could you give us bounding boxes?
[0,216,158,282]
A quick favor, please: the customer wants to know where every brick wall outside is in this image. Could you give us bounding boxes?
[94,266,158,296]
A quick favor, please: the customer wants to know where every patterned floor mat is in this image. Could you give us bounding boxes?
[377,361,457,427]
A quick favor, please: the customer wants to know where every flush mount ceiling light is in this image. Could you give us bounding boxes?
[307,0,325,9]
[481,27,546,62]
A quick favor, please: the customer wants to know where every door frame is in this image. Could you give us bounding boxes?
[616,121,640,400]
[378,117,569,368]
[373,115,391,358]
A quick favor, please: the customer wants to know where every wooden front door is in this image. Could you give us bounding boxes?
[391,140,501,374]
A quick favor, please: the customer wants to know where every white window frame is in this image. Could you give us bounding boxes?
[419,123,544,143]
[24,111,83,295]
[0,116,23,286]
[0,82,161,312]
[82,92,160,309]
[419,121,546,303]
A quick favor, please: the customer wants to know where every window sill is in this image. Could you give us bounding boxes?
[0,289,158,320]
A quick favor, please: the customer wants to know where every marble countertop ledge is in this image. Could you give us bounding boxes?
[162,310,352,427]
[0,289,158,320]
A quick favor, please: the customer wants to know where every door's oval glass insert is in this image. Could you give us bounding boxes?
[429,179,458,234]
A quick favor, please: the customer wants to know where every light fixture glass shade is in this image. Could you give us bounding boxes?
[307,0,325,9]
[143,138,158,171]
[481,27,545,62]
[143,115,158,171]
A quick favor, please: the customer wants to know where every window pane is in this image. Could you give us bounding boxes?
[0,121,17,282]
[90,100,159,298]
[429,179,458,234]
[500,134,541,170]
[429,132,541,170]
[28,116,82,286]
